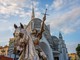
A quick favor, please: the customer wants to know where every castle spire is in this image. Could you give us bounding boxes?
[59,32,63,40]
[31,3,35,20]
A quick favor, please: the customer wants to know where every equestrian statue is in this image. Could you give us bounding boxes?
[13,9,47,60]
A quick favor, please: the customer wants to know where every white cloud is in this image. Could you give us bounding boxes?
[47,6,80,34]
[51,0,63,9]
[0,20,13,31]
[0,0,24,13]
[46,4,49,8]
[0,0,40,18]
[50,0,80,10]
[49,0,64,10]
[60,27,75,34]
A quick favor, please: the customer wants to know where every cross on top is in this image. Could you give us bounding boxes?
[42,9,49,21]
[44,9,48,15]
[42,9,48,15]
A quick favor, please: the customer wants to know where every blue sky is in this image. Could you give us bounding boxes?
[0,0,80,53]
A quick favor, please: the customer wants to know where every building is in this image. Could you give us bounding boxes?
[0,45,9,56]
[68,53,79,60]
[8,7,68,60]
[24,7,68,60]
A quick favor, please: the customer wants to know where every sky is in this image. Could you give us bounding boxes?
[0,0,80,53]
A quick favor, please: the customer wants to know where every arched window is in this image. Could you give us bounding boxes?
[31,21,34,30]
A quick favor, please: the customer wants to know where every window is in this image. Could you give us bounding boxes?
[31,21,34,30]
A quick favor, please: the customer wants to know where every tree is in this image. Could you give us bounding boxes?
[76,44,80,58]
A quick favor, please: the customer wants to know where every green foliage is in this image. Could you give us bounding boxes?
[76,44,80,58]
[9,41,13,46]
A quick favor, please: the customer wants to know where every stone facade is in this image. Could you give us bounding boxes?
[0,45,9,56]
[25,17,68,60]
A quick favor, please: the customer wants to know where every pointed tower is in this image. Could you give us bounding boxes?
[31,6,35,20]
[59,32,63,40]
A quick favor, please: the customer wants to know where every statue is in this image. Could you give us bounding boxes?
[31,9,48,45]
[30,9,48,60]
[13,9,48,60]
[13,23,40,60]
[13,23,47,60]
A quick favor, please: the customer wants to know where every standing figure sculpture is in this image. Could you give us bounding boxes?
[30,9,48,60]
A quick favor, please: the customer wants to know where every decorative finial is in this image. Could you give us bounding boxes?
[31,1,35,20]
[59,31,63,40]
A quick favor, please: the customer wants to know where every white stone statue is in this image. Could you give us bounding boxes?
[13,23,47,60]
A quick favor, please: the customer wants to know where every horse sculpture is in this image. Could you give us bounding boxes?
[13,23,47,60]
[13,9,47,60]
